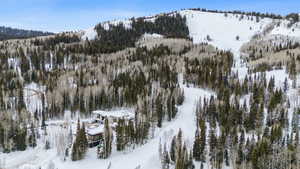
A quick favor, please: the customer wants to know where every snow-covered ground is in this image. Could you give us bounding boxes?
[81,27,97,40]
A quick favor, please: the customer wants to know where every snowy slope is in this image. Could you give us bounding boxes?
[179,10,273,50]
[178,10,274,80]
[81,27,97,40]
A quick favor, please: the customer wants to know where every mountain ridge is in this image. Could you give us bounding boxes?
[0,26,54,41]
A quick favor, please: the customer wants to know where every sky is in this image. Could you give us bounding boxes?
[0,0,299,33]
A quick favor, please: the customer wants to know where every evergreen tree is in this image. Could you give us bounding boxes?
[13,126,27,151]
[156,94,164,128]
[170,136,177,162]
[175,129,185,169]
[193,127,201,161]
[0,123,3,149]
[116,119,126,151]
[199,119,206,162]
[17,88,26,112]
[98,118,113,159]
[45,139,50,150]
[28,123,37,148]
[19,47,30,73]
[162,143,170,169]
[72,121,88,161]
[284,77,289,92]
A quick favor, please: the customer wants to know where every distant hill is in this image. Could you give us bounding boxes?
[0,26,54,40]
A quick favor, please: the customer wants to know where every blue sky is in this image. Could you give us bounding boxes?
[0,0,299,32]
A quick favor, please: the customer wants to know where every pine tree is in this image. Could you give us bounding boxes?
[45,139,50,150]
[64,126,70,147]
[81,123,88,149]
[193,127,201,161]
[224,148,230,166]
[98,118,113,159]
[72,120,88,161]
[171,97,178,118]
[175,129,184,169]
[13,126,27,151]
[292,109,299,132]
[0,123,4,148]
[19,47,30,73]
[209,129,217,168]
[79,92,86,114]
[199,119,206,162]
[170,135,177,162]
[28,123,37,148]
[284,77,289,92]
[116,118,125,151]
[177,89,184,105]
[167,96,172,121]
[41,110,46,130]
[156,94,163,128]
[162,143,170,169]
[17,88,26,113]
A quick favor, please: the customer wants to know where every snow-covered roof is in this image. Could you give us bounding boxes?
[87,124,104,136]
[142,33,163,39]
[92,109,135,119]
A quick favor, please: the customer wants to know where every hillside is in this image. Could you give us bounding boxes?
[0,8,300,169]
[0,26,53,41]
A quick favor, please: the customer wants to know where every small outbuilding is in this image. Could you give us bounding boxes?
[86,124,104,147]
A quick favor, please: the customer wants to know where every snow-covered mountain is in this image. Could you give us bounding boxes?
[82,9,300,48]
[1,9,300,169]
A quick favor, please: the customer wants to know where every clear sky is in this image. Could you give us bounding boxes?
[0,0,299,32]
